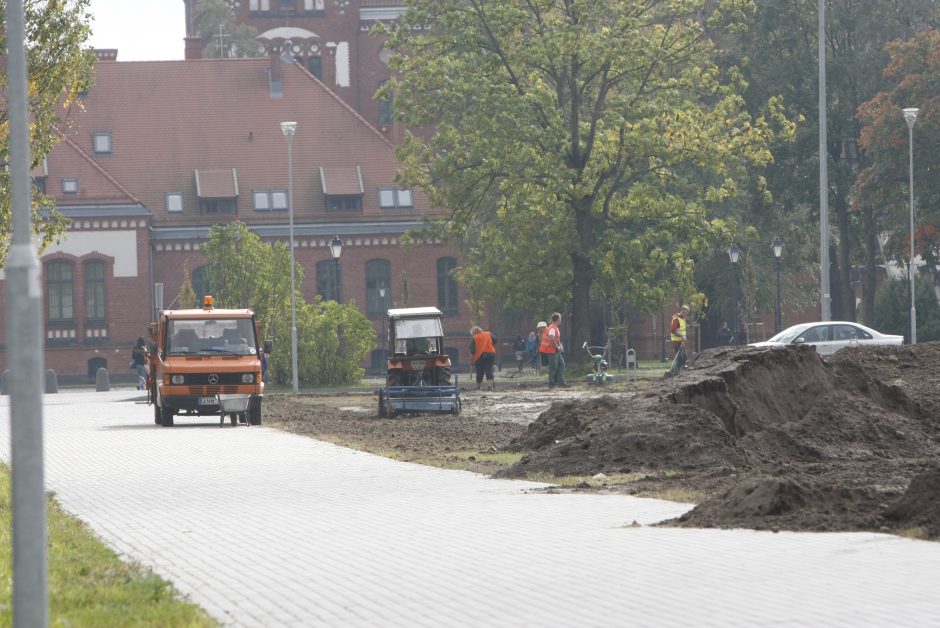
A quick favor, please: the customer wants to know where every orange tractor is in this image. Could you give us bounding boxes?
[378,307,460,416]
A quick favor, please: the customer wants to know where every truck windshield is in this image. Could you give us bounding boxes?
[394,318,444,339]
[167,318,257,356]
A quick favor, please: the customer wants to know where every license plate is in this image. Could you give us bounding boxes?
[198,396,217,406]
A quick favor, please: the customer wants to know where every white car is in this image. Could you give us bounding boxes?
[749,321,904,355]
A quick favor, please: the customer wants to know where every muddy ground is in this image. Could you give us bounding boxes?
[265,344,940,540]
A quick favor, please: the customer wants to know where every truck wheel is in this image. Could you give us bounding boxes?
[378,389,389,418]
[160,404,174,427]
[248,399,262,426]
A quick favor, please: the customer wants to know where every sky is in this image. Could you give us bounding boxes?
[86,0,186,62]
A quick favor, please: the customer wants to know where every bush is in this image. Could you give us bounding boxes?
[872,277,940,342]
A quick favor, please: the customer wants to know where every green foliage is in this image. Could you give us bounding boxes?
[267,298,376,386]
[203,222,374,386]
[383,0,789,353]
[193,0,261,58]
[177,260,199,309]
[872,277,940,342]
[0,466,214,625]
[0,0,96,265]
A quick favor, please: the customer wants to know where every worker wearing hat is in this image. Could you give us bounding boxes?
[667,305,690,377]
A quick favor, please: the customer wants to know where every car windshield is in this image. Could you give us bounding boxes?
[767,325,810,344]
[394,318,444,339]
[167,318,257,355]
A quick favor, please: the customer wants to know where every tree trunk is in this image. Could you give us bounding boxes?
[835,191,855,321]
[861,208,878,324]
[569,202,596,366]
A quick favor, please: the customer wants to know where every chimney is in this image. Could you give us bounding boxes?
[184,36,203,60]
[94,49,118,62]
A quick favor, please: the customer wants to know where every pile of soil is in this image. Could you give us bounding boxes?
[503,343,940,538]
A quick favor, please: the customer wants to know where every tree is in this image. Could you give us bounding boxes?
[0,0,96,265]
[858,27,940,304]
[384,0,788,355]
[872,277,940,343]
[202,221,375,385]
[193,0,261,59]
[177,261,199,309]
[728,1,936,323]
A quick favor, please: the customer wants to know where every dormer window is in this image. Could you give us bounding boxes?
[93,132,112,155]
[379,188,413,209]
[195,168,238,215]
[166,193,184,213]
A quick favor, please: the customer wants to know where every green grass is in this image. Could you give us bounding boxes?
[0,467,215,627]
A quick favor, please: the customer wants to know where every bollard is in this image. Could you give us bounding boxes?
[44,369,58,394]
[95,367,111,392]
[0,370,8,395]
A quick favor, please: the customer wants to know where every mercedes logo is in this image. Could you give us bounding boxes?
[208,374,219,385]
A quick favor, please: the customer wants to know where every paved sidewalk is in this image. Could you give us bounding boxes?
[2,391,940,627]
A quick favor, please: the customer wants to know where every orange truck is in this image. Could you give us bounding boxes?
[148,296,270,427]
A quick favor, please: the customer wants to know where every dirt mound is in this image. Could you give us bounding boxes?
[505,343,940,538]
[883,468,940,538]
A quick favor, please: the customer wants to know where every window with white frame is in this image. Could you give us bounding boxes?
[378,188,413,209]
[93,132,112,155]
[253,190,289,211]
[250,0,270,11]
[166,192,183,213]
[62,178,78,194]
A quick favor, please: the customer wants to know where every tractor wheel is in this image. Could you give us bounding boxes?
[248,398,262,425]
[434,365,452,386]
[378,389,389,418]
[160,404,174,427]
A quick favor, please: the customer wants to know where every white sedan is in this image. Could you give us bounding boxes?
[749,321,904,355]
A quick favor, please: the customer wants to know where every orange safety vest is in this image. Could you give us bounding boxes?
[471,331,496,364]
[540,323,559,354]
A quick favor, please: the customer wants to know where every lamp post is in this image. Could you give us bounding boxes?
[280,121,299,394]
[818,0,831,322]
[378,281,386,357]
[728,244,741,344]
[903,107,919,345]
[772,237,783,334]
[330,235,343,302]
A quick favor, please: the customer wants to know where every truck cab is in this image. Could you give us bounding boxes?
[149,296,269,427]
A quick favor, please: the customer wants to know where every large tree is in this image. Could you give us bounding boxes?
[727,0,936,323]
[0,0,96,265]
[384,0,786,354]
[193,0,261,59]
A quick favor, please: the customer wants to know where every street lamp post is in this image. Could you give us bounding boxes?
[280,121,299,394]
[903,107,919,345]
[378,281,386,357]
[773,237,783,334]
[728,244,741,344]
[330,235,343,302]
[819,0,831,322]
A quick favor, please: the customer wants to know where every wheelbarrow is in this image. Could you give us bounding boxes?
[218,394,252,427]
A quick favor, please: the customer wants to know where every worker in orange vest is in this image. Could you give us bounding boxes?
[540,312,567,388]
[469,325,498,391]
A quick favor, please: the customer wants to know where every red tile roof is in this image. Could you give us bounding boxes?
[195,168,238,198]
[47,57,433,225]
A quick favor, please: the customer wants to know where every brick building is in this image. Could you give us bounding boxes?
[0,51,472,383]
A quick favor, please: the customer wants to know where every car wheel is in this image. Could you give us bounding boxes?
[160,404,174,427]
[248,398,262,426]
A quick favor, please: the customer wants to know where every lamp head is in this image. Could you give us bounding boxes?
[378,280,386,298]
[772,237,783,259]
[727,243,741,265]
[902,108,919,129]
[330,235,343,260]
[280,121,297,137]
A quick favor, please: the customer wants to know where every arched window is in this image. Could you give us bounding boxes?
[365,259,391,315]
[84,260,106,322]
[46,260,74,323]
[192,265,210,303]
[437,257,458,313]
[316,259,340,301]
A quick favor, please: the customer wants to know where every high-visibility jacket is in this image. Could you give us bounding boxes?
[670,315,687,342]
[540,323,560,354]
[471,331,496,364]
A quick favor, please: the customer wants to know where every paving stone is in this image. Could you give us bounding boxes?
[1,391,939,627]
